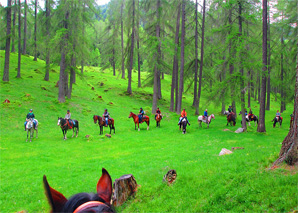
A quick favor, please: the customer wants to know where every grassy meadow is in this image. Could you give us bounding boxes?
[0,50,297,212]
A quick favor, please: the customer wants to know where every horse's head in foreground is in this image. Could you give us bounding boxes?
[43,168,114,213]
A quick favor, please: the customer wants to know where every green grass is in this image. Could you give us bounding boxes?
[0,50,297,212]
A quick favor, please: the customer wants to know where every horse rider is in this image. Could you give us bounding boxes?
[203,109,208,121]
[178,108,190,126]
[276,110,281,121]
[248,107,253,119]
[155,107,162,120]
[290,112,294,128]
[65,109,73,128]
[138,107,144,123]
[24,109,37,130]
[103,109,110,127]
[228,105,233,115]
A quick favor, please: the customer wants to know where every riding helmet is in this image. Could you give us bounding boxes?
[30,109,33,111]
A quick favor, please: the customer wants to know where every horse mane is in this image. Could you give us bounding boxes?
[62,192,113,212]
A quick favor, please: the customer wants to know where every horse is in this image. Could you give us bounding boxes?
[128,112,150,131]
[198,114,215,128]
[26,118,38,142]
[57,117,79,140]
[43,168,114,212]
[93,115,115,135]
[226,112,236,126]
[272,116,282,128]
[239,111,258,126]
[179,117,188,134]
[155,114,162,128]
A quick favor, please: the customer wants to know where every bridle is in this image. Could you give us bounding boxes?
[73,201,110,213]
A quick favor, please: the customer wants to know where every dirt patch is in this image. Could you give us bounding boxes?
[270,162,298,175]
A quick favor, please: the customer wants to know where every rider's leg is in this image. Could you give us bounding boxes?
[24,121,27,131]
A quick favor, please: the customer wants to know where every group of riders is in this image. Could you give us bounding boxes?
[24,105,294,131]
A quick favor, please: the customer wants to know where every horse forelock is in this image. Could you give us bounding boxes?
[63,192,112,213]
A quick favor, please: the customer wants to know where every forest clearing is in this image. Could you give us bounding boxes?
[1,0,297,212]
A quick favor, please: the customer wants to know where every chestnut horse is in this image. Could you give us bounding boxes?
[155,114,162,128]
[93,115,115,135]
[226,112,236,126]
[128,112,150,131]
[43,168,114,212]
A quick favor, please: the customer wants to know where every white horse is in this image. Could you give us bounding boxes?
[198,114,215,128]
[26,118,38,142]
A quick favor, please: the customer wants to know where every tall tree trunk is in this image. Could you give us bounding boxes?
[221,56,226,114]
[170,2,181,112]
[11,0,16,53]
[257,0,267,133]
[238,0,247,131]
[81,3,85,74]
[192,0,198,106]
[121,0,125,79]
[195,0,206,115]
[137,0,141,87]
[58,10,69,103]
[17,0,21,78]
[33,0,38,61]
[112,24,116,76]
[127,0,135,94]
[272,40,298,167]
[3,0,12,82]
[177,0,185,114]
[152,0,161,113]
[23,0,27,55]
[266,1,271,110]
[280,28,285,113]
[44,0,50,81]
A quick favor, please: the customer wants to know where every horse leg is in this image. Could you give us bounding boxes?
[26,130,28,142]
[36,129,38,138]
[138,123,140,131]
[147,122,149,130]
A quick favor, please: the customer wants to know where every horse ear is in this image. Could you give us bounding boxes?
[96,168,112,204]
[43,175,68,212]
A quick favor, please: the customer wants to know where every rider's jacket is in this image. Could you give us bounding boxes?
[26,113,35,119]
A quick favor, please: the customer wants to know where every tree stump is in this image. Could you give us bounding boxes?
[112,174,137,206]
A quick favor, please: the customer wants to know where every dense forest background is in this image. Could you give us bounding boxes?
[1,0,297,129]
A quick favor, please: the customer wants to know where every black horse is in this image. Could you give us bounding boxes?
[43,168,114,212]
[272,116,282,128]
[179,117,188,134]
[227,113,236,126]
[239,112,258,126]
[57,117,79,140]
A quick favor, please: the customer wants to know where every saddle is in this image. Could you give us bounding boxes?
[67,119,73,129]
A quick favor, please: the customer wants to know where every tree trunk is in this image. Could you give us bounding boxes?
[44,0,50,81]
[238,0,247,131]
[257,0,267,133]
[280,30,285,113]
[272,40,298,167]
[121,0,125,79]
[3,0,12,82]
[58,10,69,103]
[23,0,27,55]
[33,0,38,61]
[266,1,271,110]
[170,2,181,112]
[11,0,16,53]
[2,0,11,81]
[17,0,21,78]
[192,0,198,106]
[137,0,141,87]
[81,3,85,74]
[195,0,206,115]
[220,56,226,114]
[152,0,161,114]
[177,0,185,114]
[127,0,135,94]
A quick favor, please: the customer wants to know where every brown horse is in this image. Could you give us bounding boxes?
[128,112,150,131]
[227,112,236,126]
[43,168,114,212]
[155,113,162,127]
[93,115,115,135]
